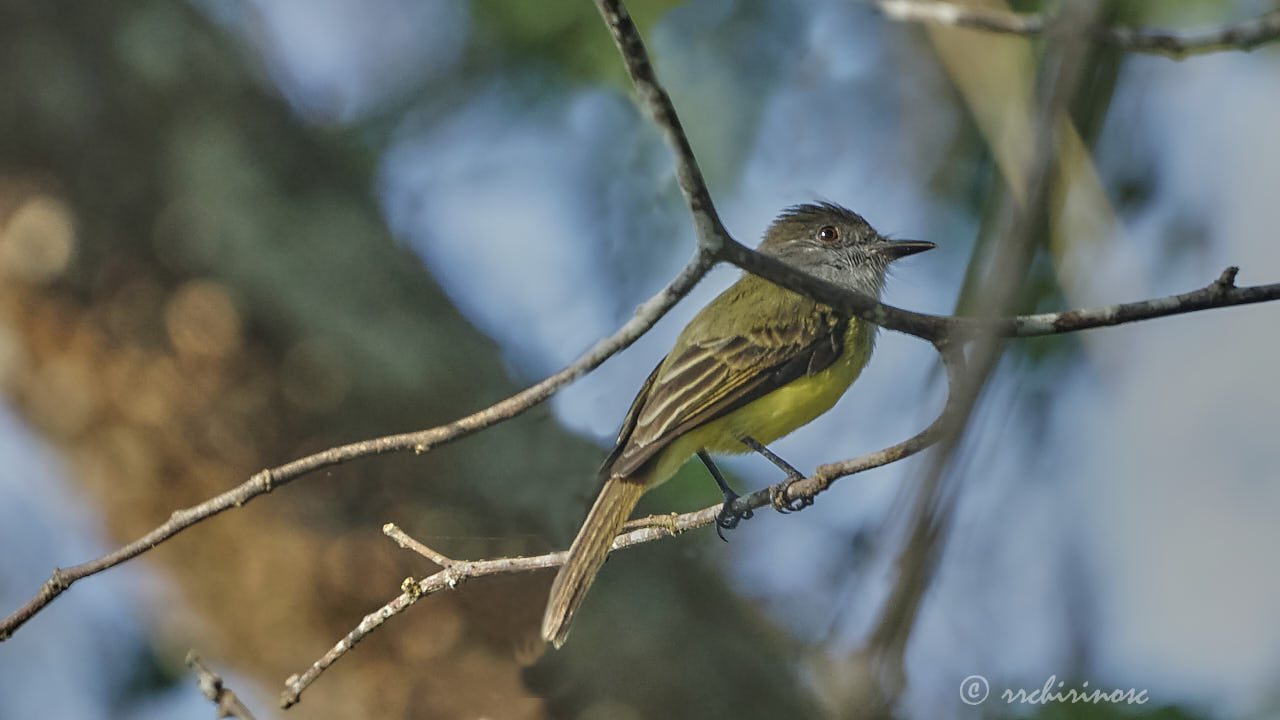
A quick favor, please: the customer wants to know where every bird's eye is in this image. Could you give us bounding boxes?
[818,225,839,243]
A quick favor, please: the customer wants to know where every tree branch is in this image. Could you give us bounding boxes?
[187,651,259,720]
[281,519,708,707]
[592,0,732,254]
[875,1,1280,58]
[0,250,715,640]
[723,237,1280,343]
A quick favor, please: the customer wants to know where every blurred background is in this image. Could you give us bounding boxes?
[1,0,1278,718]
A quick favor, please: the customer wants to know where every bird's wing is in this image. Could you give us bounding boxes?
[607,295,846,479]
[598,360,663,476]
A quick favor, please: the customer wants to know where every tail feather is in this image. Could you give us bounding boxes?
[541,478,645,648]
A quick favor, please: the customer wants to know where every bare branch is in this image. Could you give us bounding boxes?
[592,0,732,254]
[876,1,1280,58]
[282,518,698,707]
[1006,266,1277,335]
[1100,12,1280,57]
[187,652,259,720]
[383,523,458,568]
[0,250,715,640]
[723,236,1280,343]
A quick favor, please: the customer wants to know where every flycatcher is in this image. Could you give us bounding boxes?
[541,202,934,648]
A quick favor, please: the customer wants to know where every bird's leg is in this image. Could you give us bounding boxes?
[741,436,814,514]
[697,450,753,541]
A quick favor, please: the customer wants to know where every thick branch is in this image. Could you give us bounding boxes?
[876,1,1280,58]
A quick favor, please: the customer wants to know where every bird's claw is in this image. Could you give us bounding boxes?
[771,480,814,514]
[715,493,753,541]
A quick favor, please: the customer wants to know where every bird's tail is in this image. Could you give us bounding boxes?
[541,477,645,648]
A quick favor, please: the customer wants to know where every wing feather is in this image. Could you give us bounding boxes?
[606,293,847,479]
[598,360,662,476]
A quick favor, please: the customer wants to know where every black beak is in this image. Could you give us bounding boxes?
[877,238,937,260]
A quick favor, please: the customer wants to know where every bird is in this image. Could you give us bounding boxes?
[541,202,935,648]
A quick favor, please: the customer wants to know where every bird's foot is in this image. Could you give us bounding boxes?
[699,449,754,541]
[770,479,814,514]
[715,489,754,542]
[741,436,813,514]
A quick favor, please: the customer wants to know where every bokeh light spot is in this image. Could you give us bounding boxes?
[0,195,77,283]
[164,279,243,360]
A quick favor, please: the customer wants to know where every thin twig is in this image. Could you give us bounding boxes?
[187,651,259,720]
[1100,12,1280,57]
[281,517,704,707]
[876,1,1280,58]
[383,523,456,568]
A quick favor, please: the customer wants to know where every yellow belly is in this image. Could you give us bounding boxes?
[647,321,872,486]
